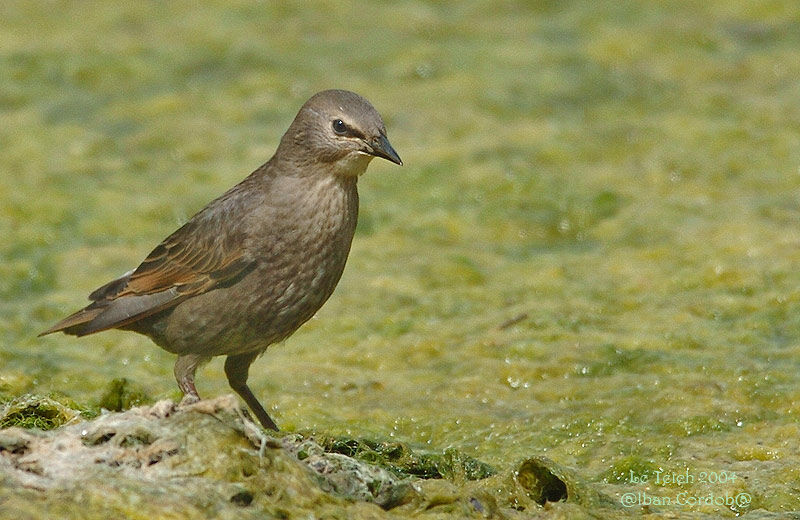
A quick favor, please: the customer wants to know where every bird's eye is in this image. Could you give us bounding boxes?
[332,119,348,135]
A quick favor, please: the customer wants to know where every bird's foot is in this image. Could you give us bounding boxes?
[179,393,201,406]
[149,399,178,419]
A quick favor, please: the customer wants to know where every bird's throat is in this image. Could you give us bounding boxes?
[332,152,374,178]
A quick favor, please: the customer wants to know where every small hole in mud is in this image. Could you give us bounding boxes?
[95,433,116,444]
[230,490,253,507]
[516,459,568,505]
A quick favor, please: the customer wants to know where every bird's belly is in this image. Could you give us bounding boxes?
[155,240,350,357]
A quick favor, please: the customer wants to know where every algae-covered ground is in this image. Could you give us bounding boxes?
[3,1,800,517]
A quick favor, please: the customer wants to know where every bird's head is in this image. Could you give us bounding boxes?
[279,89,402,177]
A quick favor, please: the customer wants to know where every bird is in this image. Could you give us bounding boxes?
[40,89,402,431]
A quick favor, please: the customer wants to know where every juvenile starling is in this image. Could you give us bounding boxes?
[40,89,402,431]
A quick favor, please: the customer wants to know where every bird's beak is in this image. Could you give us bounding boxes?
[367,134,403,165]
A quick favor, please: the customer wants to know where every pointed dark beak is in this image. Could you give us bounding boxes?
[367,134,403,165]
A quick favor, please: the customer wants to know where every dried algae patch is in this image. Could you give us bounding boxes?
[0,395,622,519]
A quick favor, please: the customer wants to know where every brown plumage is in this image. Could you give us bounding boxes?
[40,89,402,430]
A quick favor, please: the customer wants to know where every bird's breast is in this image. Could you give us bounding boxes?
[262,173,359,268]
[231,175,359,346]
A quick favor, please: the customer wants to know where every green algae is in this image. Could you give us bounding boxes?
[312,434,496,481]
[98,377,152,412]
[0,394,82,430]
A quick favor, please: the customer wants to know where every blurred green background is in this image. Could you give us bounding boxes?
[2,0,800,516]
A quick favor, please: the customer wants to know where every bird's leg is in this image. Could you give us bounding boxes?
[224,352,279,431]
[174,353,205,405]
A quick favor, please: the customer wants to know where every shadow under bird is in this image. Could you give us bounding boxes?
[40,89,402,431]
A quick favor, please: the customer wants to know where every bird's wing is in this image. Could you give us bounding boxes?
[121,218,251,298]
[41,208,254,337]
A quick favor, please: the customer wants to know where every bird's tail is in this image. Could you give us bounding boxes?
[38,307,104,337]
